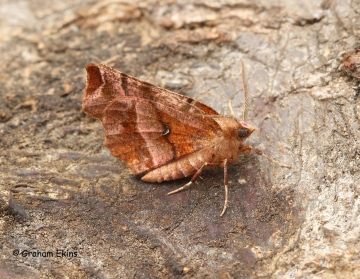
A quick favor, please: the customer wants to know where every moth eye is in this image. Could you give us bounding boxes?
[162,125,170,136]
[238,128,248,138]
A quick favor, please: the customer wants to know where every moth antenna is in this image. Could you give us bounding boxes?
[228,99,236,117]
[240,59,250,121]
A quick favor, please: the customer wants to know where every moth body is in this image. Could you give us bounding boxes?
[142,116,255,183]
[141,147,211,183]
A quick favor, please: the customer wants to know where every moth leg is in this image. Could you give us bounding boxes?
[220,159,229,217]
[167,162,219,195]
[167,160,230,217]
[241,145,291,169]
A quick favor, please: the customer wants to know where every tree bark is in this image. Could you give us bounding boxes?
[0,0,359,278]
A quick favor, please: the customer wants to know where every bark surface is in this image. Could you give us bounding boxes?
[0,0,359,278]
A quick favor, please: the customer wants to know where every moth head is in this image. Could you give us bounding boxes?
[238,120,255,139]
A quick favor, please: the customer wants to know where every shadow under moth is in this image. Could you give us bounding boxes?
[82,61,291,216]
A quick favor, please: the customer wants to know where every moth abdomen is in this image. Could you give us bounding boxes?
[141,150,210,183]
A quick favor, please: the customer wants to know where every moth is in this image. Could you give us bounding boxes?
[82,61,290,216]
[341,48,360,79]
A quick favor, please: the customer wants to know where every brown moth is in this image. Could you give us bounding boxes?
[341,48,360,79]
[82,61,291,216]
